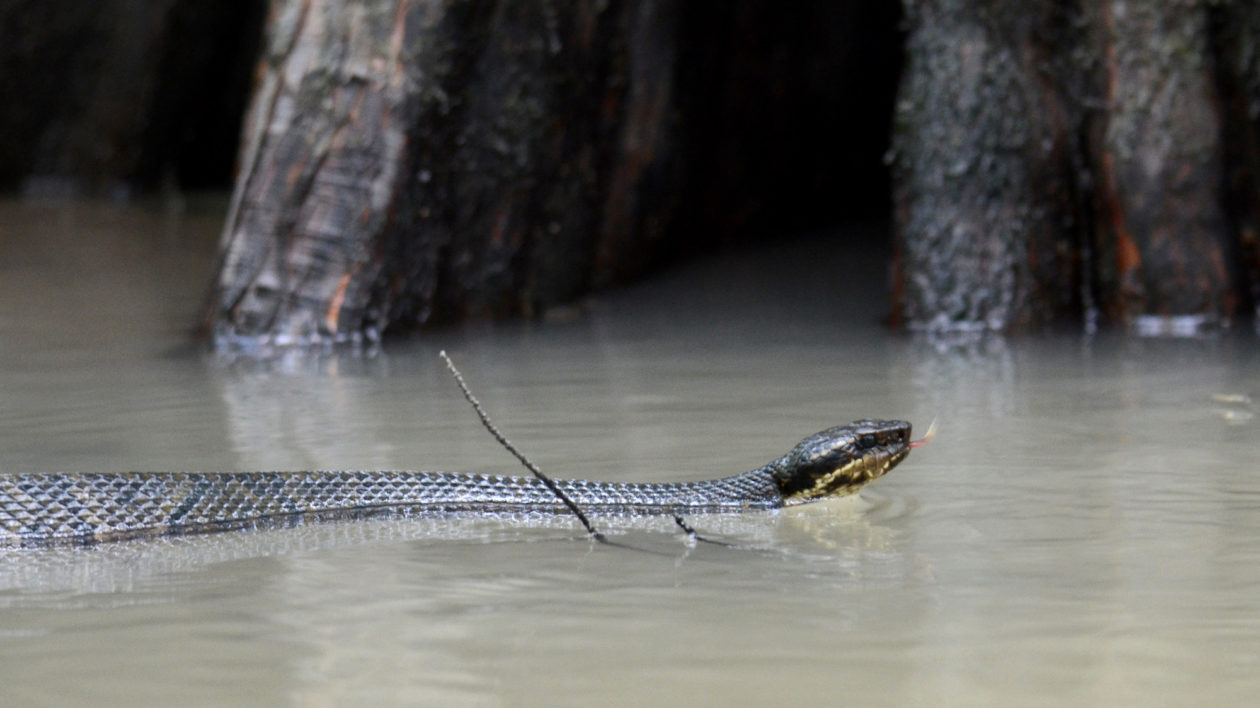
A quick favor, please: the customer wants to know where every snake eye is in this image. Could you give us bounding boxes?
[859,434,877,449]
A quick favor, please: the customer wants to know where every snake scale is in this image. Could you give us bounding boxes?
[1,419,914,547]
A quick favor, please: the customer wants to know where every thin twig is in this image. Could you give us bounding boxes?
[439,350,605,542]
[672,514,734,547]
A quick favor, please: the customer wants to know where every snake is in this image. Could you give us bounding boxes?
[0,419,914,547]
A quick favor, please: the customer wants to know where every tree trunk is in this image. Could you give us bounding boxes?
[1086,0,1232,331]
[893,0,1256,333]
[891,1,1083,331]
[209,0,413,345]
[206,0,679,346]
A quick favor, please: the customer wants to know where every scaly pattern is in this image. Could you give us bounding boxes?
[1,419,913,547]
[0,469,782,546]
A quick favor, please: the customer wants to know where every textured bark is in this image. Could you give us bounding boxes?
[208,0,679,345]
[210,0,412,345]
[1086,1,1232,329]
[893,0,1255,333]
[382,0,678,327]
[891,1,1082,331]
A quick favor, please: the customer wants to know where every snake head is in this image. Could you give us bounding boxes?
[771,419,912,502]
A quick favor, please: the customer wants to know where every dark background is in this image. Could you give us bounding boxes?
[0,1,902,247]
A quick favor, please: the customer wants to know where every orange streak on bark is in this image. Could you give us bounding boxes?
[325,272,353,333]
[1100,150,1141,277]
[1115,223,1141,275]
[1098,3,1139,281]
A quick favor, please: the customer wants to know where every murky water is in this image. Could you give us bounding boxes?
[1,200,1258,706]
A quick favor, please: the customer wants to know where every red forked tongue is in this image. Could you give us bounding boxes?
[909,418,937,448]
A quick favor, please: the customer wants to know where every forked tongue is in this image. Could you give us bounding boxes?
[909,418,937,448]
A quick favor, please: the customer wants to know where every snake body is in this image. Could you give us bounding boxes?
[1,419,911,547]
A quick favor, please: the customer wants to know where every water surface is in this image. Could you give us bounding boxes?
[1,200,1258,706]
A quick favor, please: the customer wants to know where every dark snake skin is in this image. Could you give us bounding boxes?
[1,419,912,547]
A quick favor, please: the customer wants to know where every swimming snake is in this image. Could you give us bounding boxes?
[0,419,914,547]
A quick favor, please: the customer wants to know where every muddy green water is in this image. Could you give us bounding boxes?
[1,201,1258,706]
